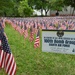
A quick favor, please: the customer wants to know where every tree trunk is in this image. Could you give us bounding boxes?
[45,11,47,16]
[44,9,49,16]
[41,8,43,16]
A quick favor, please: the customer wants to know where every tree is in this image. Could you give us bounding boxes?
[28,0,35,8]
[18,0,33,17]
[30,0,64,16]
[33,0,51,16]
[12,0,23,17]
[0,0,14,16]
[42,0,51,16]
[51,0,64,11]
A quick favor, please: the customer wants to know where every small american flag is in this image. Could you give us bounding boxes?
[23,24,28,38]
[0,34,16,75]
[34,29,40,48]
[29,26,34,42]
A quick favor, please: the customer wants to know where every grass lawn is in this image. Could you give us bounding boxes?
[0,24,75,75]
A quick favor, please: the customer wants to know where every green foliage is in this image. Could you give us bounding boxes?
[32,0,50,16]
[64,0,75,8]
[18,0,33,17]
[0,0,14,16]
[28,0,35,8]
[49,0,64,11]
[30,0,64,16]
[1,0,75,17]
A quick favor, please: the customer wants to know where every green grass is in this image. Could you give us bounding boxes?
[1,24,75,75]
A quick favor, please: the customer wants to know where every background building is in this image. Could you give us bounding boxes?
[33,6,75,16]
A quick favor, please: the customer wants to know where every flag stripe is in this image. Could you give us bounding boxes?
[0,50,3,67]
[6,54,13,73]
[5,53,10,69]
[8,55,14,75]
[10,61,16,75]
[0,50,4,68]
[4,52,9,68]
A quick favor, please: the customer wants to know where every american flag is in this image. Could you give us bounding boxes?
[0,34,16,75]
[21,21,25,34]
[34,29,40,48]
[33,23,36,34]
[29,26,34,42]
[24,24,28,39]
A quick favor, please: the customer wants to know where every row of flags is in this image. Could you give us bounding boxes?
[5,16,75,49]
[0,18,16,75]
[5,18,40,48]
[6,17,75,30]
